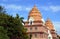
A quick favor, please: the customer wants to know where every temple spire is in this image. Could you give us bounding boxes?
[33,4,37,8]
[28,5,42,21]
[45,18,55,30]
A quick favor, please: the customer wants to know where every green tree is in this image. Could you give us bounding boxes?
[0,6,28,39]
[0,26,9,39]
[0,6,5,13]
[0,6,9,39]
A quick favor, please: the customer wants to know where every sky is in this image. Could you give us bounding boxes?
[0,0,60,34]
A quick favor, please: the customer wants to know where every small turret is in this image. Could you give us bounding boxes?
[45,18,55,30]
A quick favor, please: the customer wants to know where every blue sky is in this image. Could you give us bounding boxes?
[0,0,60,34]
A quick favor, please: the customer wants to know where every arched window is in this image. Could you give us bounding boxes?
[35,27,37,30]
[30,21,32,25]
[29,17,34,25]
[35,34,37,37]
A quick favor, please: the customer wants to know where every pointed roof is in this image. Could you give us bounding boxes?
[30,5,40,12]
[28,5,42,21]
[45,18,55,30]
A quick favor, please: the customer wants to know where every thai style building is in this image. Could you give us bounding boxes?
[45,18,57,39]
[24,5,57,39]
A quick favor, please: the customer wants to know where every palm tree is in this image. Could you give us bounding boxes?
[0,6,6,13]
[16,14,24,22]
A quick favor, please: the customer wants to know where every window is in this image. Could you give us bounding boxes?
[35,34,37,37]
[30,21,32,25]
[29,17,34,25]
[30,27,32,30]
[35,27,37,30]
[30,34,32,39]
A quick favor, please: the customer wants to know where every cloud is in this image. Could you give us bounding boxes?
[5,5,22,11]
[40,6,49,11]
[23,19,27,21]
[1,3,60,13]
[0,3,31,16]
[0,3,31,11]
[50,6,60,12]
[53,21,60,34]
[40,5,60,12]
[26,8,31,11]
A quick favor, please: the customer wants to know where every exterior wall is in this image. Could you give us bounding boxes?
[31,34,47,39]
[27,33,48,39]
[28,33,48,39]
[51,30,58,39]
[24,21,48,39]
[24,21,43,25]
[24,21,48,33]
[25,26,48,33]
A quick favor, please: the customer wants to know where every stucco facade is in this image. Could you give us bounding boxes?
[24,5,57,39]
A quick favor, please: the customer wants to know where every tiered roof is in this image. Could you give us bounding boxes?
[28,5,42,21]
[45,18,55,30]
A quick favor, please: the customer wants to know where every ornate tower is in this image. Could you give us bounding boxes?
[24,5,48,39]
[45,18,57,39]
[28,5,42,21]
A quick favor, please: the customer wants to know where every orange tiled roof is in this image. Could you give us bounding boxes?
[45,18,55,30]
[28,5,42,21]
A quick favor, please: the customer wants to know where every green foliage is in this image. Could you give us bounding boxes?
[0,6,5,13]
[0,26,9,39]
[0,6,28,39]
